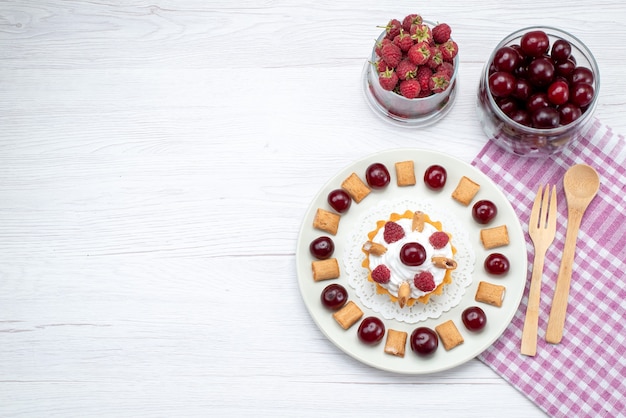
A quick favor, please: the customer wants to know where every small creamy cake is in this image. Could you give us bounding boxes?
[362,210,457,307]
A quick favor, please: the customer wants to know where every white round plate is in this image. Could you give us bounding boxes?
[296,149,527,374]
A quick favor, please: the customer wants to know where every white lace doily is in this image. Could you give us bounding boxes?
[344,198,475,323]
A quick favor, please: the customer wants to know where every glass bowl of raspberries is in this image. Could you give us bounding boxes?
[477,26,600,156]
[362,14,459,127]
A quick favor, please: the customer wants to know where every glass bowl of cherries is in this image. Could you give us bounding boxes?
[477,26,600,156]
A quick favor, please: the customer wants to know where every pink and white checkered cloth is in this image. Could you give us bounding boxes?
[472,119,626,418]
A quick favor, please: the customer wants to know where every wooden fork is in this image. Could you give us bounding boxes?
[521,184,557,356]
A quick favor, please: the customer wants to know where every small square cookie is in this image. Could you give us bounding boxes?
[332,301,363,330]
[312,208,340,235]
[341,173,371,203]
[384,329,407,357]
[435,320,464,351]
[311,258,340,281]
[480,225,510,249]
[451,176,480,206]
[475,281,506,307]
[395,161,416,186]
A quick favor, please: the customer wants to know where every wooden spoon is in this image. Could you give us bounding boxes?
[546,164,600,344]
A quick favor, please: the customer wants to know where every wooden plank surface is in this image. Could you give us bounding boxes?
[2,1,625,416]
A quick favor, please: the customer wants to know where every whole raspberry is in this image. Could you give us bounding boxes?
[440,39,458,61]
[381,42,403,68]
[399,79,421,99]
[378,68,398,91]
[373,59,390,73]
[436,61,455,78]
[402,13,423,32]
[396,59,417,80]
[432,23,452,44]
[416,65,433,91]
[410,24,433,44]
[414,271,436,292]
[371,264,391,284]
[407,42,431,66]
[393,30,414,52]
[375,38,392,56]
[429,231,450,249]
[383,221,405,244]
[382,18,402,40]
[429,71,451,93]
[427,48,444,69]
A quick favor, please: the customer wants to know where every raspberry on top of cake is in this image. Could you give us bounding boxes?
[362,210,457,307]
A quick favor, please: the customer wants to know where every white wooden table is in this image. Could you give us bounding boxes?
[2,1,624,416]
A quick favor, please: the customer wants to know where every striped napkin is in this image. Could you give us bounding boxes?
[471,119,626,418]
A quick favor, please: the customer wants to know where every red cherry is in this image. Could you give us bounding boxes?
[357,317,385,345]
[555,59,576,77]
[559,103,582,125]
[309,236,335,260]
[410,327,439,356]
[497,97,518,116]
[532,107,560,128]
[550,39,572,63]
[320,284,348,310]
[400,242,426,266]
[509,109,532,126]
[527,57,555,87]
[462,306,487,331]
[547,80,569,106]
[365,163,390,189]
[484,253,510,275]
[493,46,522,73]
[512,78,532,101]
[526,93,550,112]
[327,189,351,213]
[570,83,595,107]
[520,30,549,57]
[424,165,447,190]
[569,67,594,85]
[488,71,515,97]
[472,200,497,224]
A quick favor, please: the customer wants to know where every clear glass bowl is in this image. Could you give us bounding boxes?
[362,22,459,128]
[476,26,600,156]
